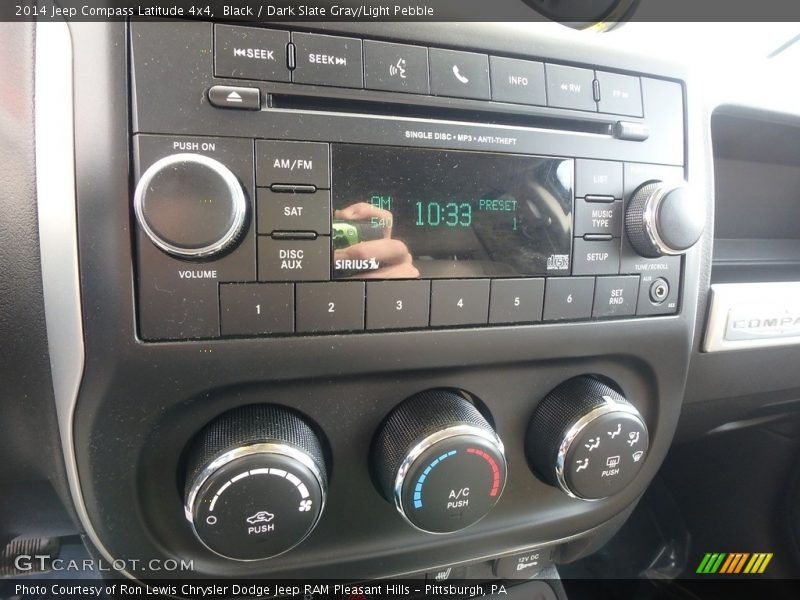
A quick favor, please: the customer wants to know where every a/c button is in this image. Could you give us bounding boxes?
[258,237,330,281]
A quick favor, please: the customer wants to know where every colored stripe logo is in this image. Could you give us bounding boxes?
[696,552,773,574]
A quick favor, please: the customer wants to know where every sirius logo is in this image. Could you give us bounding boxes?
[335,258,380,271]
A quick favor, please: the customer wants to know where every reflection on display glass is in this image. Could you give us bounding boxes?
[331,145,574,279]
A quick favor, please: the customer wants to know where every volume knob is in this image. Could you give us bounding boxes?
[134,153,248,259]
[625,181,704,258]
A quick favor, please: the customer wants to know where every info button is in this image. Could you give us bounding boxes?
[258,237,330,282]
[489,56,546,105]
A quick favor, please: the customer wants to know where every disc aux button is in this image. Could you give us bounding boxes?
[258,237,330,281]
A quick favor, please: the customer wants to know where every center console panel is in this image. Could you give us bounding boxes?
[65,20,709,581]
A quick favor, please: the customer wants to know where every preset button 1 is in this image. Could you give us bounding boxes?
[220,283,294,335]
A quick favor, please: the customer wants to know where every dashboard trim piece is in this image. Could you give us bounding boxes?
[703,282,800,352]
[35,20,134,579]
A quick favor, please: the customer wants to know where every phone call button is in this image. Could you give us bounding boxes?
[429,48,490,100]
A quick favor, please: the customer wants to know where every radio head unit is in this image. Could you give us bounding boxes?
[129,23,700,341]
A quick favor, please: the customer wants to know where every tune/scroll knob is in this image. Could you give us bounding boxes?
[134,153,248,259]
[625,181,705,258]
[526,377,648,501]
[373,390,507,534]
[184,405,327,561]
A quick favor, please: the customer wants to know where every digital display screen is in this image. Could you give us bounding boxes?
[331,145,573,279]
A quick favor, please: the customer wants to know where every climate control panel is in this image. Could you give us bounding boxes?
[180,380,648,561]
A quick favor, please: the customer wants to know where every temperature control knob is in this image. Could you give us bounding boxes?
[374,390,507,534]
[526,377,648,501]
[625,181,705,258]
[134,153,247,259]
[184,405,326,561]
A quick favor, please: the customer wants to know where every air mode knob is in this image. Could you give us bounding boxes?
[184,405,327,561]
[373,390,507,534]
[625,181,705,258]
[134,153,248,259]
[526,377,648,501]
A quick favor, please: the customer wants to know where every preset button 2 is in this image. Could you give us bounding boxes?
[296,282,365,332]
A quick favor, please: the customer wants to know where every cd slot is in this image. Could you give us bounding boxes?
[268,92,614,136]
